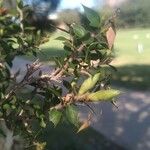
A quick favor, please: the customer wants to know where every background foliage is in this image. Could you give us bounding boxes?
[116,0,150,28]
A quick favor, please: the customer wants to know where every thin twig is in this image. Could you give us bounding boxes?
[50,23,69,34]
[17,5,24,34]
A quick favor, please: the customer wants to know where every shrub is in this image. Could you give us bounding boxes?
[0,0,119,149]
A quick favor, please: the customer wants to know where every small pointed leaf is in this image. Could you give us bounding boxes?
[49,109,62,127]
[63,40,74,49]
[72,23,86,38]
[66,105,79,127]
[55,36,68,41]
[78,73,101,95]
[88,89,120,101]
[77,120,90,133]
[40,118,46,128]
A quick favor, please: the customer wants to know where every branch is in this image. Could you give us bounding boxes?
[17,5,24,33]
[49,23,69,34]
[3,60,42,103]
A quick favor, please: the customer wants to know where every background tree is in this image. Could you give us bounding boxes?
[116,0,150,28]
[58,9,81,25]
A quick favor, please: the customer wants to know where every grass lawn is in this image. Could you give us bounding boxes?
[112,64,150,90]
[112,28,150,65]
[112,28,150,90]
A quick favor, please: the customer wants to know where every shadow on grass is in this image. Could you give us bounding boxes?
[112,65,150,91]
[40,123,125,150]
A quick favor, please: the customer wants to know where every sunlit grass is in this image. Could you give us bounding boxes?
[113,28,150,65]
[111,29,150,90]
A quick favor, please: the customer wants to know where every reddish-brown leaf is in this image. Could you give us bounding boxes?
[106,27,116,49]
[77,113,91,133]
[0,8,8,15]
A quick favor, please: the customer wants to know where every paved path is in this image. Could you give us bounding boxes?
[12,57,150,150]
[79,88,150,150]
[11,57,54,81]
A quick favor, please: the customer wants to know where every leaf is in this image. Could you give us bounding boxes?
[71,23,86,38]
[77,120,90,133]
[88,89,120,101]
[49,109,62,127]
[40,118,46,128]
[106,27,116,49]
[0,127,5,137]
[25,27,36,31]
[0,111,3,118]
[108,64,117,72]
[88,42,99,50]
[66,105,79,127]
[48,87,61,97]
[0,29,4,36]
[63,40,74,49]
[34,142,46,150]
[83,5,101,28]
[3,104,11,110]
[78,73,101,95]
[82,32,94,44]
[77,113,91,133]
[55,36,68,41]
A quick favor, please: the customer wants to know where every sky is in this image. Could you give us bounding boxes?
[25,0,103,11]
[58,0,98,10]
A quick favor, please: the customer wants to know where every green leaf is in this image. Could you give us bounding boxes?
[35,142,46,150]
[66,105,79,127]
[40,118,46,128]
[88,42,99,50]
[49,109,62,127]
[0,128,5,137]
[55,36,68,41]
[83,5,101,28]
[63,40,74,49]
[71,23,86,38]
[47,87,61,97]
[88,90,120,101]
[17,0,21,3]
[25,27,36,31]
[3,104,11,110]
[78,72,102,95]
[0,29,4,37]
[0,111,3,118]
